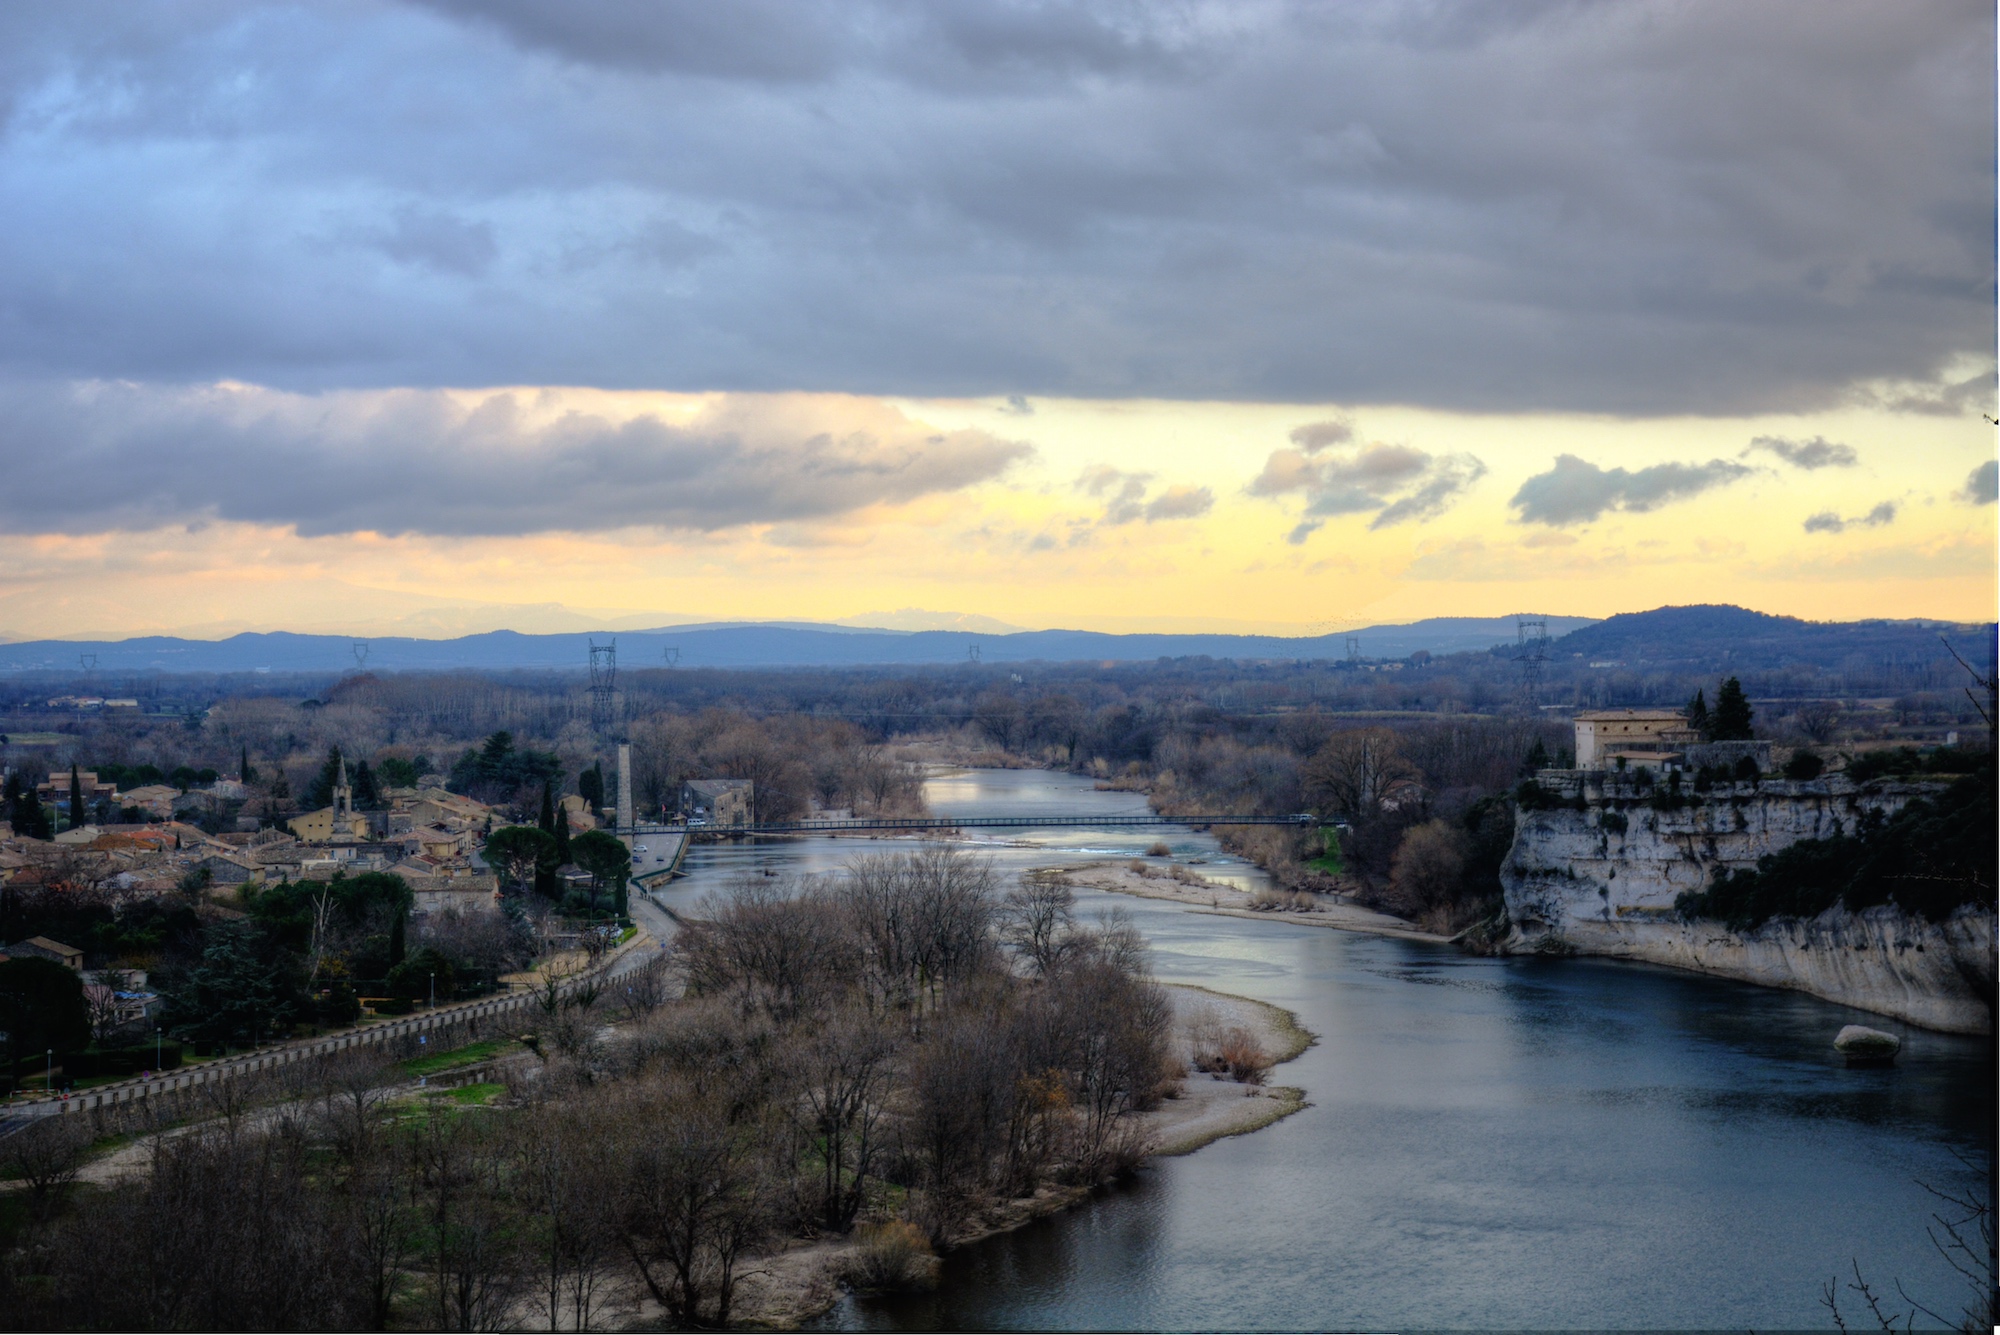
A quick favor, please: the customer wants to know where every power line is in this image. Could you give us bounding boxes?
[588,638,619,735]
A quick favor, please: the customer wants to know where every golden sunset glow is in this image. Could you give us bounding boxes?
[2,388,1988,641]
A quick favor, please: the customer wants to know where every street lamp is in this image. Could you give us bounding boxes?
[45,1048,51,1095]
[430,972,436,1011]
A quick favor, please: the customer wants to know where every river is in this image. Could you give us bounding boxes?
[647,768,1992,1332]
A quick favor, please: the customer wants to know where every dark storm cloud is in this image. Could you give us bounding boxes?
[0,381,1029,536]
[1509,454,1751,526]
[0,1,1988,413]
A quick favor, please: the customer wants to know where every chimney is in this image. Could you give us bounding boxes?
[616,743,633,831]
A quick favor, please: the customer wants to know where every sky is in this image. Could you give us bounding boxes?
[0,1,1993,640]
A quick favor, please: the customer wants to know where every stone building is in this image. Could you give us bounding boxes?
[1572,709,1699,770]
[680,779,753,826]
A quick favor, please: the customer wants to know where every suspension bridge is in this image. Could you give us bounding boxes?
[622,813,1317,836]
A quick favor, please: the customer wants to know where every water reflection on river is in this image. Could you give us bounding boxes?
[659,769,1991,1332]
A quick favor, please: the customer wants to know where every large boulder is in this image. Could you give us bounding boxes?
[1833,1024,1901,1066]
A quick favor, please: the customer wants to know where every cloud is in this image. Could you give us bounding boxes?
[1288,419,1354,454]
[0,3,1984,412]
[1252,432,1483,539]
[1248,427,1488,535]
[1075,467,1209,526]
[1961,460,1998,505]
[1509,454,1751,526]
[372,206,499,277]
[1801,500,1897,534]
[1142,485,1214,522]
[0,380,1030,537]
[1744,435,1858,470]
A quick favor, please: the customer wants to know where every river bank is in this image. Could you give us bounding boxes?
[1048,858,1449,945]
[724,981,1313,1329]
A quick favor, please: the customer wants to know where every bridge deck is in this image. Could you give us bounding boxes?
[622,813,1314,836]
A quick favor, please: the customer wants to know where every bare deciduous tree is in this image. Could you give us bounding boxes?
[1000,871,1075,977]
[1301,728,1418,819]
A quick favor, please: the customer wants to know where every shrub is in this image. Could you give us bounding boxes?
[846,1221,939,1291]
[1514,780,1583,811]
[1192,1022,1272,1084]
[1387,820,1470,917]
[1598,811,1628,834]
[1783,751,1824,781]
[1145,841,1171,857]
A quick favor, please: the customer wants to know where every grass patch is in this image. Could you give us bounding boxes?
[1305,828,1344,875]
[401,1038,511,1080]
[443,1082,504,1106]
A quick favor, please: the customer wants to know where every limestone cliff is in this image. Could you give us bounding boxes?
[1499,771,1996,1034]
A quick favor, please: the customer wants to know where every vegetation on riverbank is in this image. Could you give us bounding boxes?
[0,849,1193,1329]
[1675,755,1996,930]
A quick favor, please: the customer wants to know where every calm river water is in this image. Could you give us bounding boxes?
[651,769,1992,1332]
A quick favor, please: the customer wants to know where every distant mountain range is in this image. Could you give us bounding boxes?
[0,615,1599,674]
[0,606,1983,677]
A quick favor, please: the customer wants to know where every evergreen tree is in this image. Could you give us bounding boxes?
[1685,689,1711,740]
[1712,678,1754,741]
[578,763,605,814]
[387,910,406,967]
[538,780,556,834]
[239,745,255,783]
[554,806,572,866]
[351,760,381,810]
[1521,738,1551,776]
[66,763,83,834]
[304,748,344,810]
[2,773,45,840]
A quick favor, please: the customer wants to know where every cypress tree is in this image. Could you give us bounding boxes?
[1712,677,1754,741]
[352,760,381,811]
[1686,689,1711,741]
[554,806,572,865]
[240,745,256,783]
[538,780,556,834]
[67,763,84,834]
[305,748,343,810]
[388,910,406,967]
[614,870,629,920]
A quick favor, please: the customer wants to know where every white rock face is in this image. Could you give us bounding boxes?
[1500,771,1996,1034]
